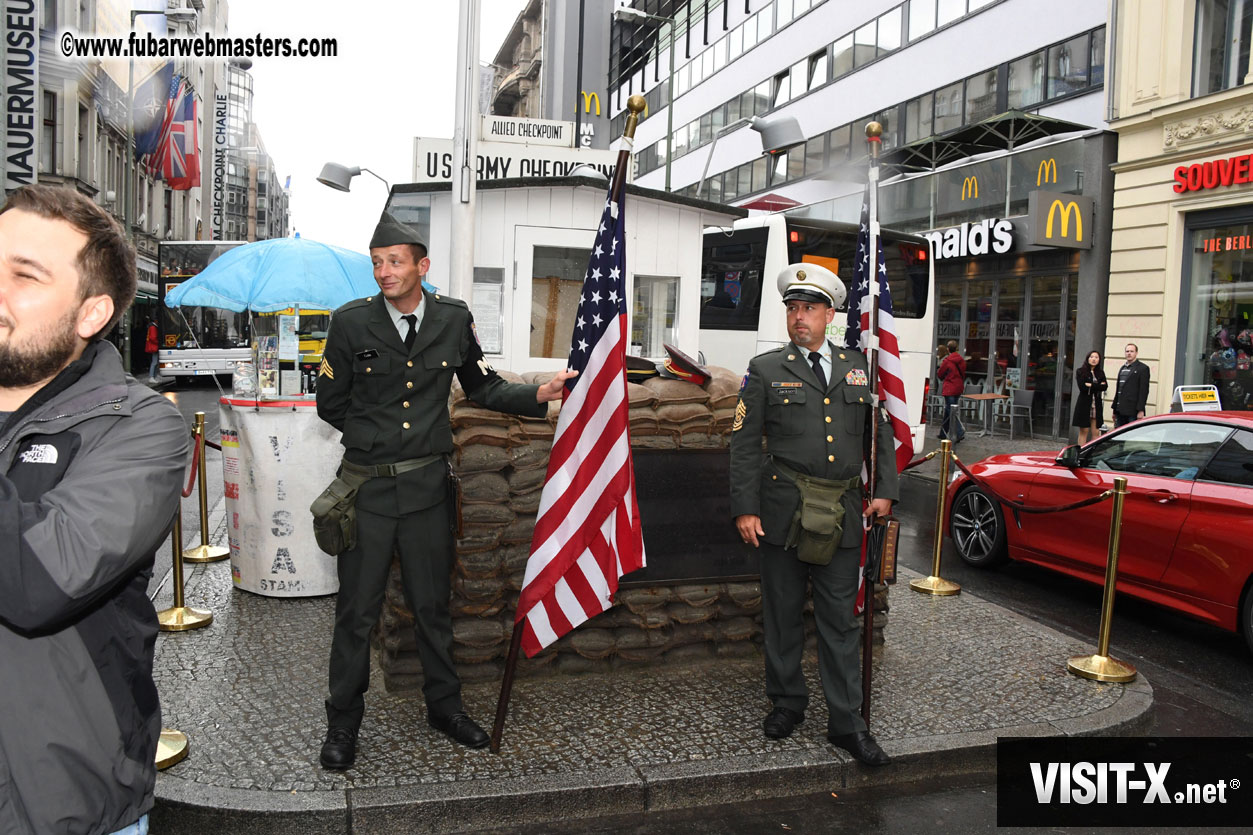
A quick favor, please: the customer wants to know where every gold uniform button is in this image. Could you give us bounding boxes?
[783,398,789,404]
[403,401,410,408]
[825,416,832,423]
[824,397,830,405]
[787,354,795,361]
[402,422,411,429]
[839,353,846,360]
[828,454,835,462]
[826,435,833,442]
[407,360,414,368]
[406,381,414,389]
[772,475,778,481]
[441,360,448,367]
[859,396,865,402]
[366,367,372,373]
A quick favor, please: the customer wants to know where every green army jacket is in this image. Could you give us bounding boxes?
[728,341,900,548]
[316,291,544,515]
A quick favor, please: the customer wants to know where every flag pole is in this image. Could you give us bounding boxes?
[861,120,884,728]
[489,94,647,754]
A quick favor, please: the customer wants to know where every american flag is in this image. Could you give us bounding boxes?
[845,184,913,612]
[516,186,646,658]
[845,185,913,472]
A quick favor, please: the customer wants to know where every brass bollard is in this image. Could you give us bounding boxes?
[911,439,961,596]
[155,728,189,770]
[1068,476,1137,682]
[158,505,213,631]
[183,411,228,563]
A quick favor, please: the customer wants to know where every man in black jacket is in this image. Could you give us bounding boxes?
[315,213,570,769]
[1111,343,1150,427]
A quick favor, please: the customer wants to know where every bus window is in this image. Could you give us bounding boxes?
[785,223,929,320]
[700,227,767,330]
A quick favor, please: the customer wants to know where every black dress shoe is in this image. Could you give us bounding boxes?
[828,730,891,766]
[428,710,490,749]
[763,706,804,739]
[320,726,357,770]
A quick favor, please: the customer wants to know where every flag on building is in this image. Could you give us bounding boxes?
[845,183,913,612]
[515,186,646,658]
[133,62,174,157]
[145,76,200,190]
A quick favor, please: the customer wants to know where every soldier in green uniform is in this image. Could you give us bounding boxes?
[314,213,570,769]
[729,262,898,767]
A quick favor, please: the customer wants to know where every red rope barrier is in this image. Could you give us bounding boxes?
[181,436,201,498]
[901,452,936,472]
[950,454,1112,514]
[204,438,222,451]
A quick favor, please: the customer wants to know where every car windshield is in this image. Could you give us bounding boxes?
[1083,422,1232,479]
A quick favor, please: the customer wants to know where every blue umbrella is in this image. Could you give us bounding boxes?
[163,237,437,312]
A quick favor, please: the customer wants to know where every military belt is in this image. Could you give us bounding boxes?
[339,453,443,479]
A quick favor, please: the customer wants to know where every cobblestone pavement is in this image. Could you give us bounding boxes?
[150,496,1150,832]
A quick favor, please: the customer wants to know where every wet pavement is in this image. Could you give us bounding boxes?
[149,474,1151,833]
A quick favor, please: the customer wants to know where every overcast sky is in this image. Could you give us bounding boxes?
[229,0,529,255]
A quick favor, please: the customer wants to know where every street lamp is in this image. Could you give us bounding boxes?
[695,112,806,199]
[316,162,390,193]
[614,5,677,191]
[124,9,197,240]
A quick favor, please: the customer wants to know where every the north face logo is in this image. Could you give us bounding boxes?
[19,444,58,465]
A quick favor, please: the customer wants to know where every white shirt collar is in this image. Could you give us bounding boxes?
[385,293,426,339]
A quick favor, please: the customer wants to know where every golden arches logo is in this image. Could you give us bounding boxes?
[580,91,601,116]
[1045,199,1082,241]
[1037,157,1058,186]
[961,176,979,201]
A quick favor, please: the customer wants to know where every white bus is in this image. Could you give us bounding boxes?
[157,241,250,379]
[699,215,934,454]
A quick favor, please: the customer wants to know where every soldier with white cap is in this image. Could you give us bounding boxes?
[728,261,898,766]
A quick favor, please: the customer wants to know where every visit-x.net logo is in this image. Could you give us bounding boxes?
[997,737,1252,826]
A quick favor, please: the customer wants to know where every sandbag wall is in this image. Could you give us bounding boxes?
[377,367,890,691]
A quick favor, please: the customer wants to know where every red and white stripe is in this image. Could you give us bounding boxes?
[853,300,914,473]
[516,314,645,657]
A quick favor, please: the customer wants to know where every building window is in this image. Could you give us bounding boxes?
[934,80,963,134]
[772,70,790,107]
[76,103,87,178]
[908,0,936,42]
[1007,51,1045,109]
[878,6,902,54]
[1193,0,1252,96]
[905,93,934,142]
[832,33,854,79]
[965,69,998,124]
[631,275,680,357]
[1048,33,1091,98]
[937,0,966,28]
[854,20,877,67]
[530,246,591,359]
[804,134,825,174]
[809,49,829,89]
[41,91,56,173]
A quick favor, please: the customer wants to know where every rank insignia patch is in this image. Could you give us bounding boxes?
[319,358,334,379]
[731,399,747,432]
[845,368,868,386]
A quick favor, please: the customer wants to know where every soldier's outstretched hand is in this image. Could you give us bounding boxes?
[536,369,579,402]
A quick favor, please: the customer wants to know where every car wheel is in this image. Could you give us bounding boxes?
[949,486,1007,567]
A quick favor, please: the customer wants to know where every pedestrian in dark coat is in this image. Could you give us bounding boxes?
[1111,343,1150,427]
[1071,350,1107,444]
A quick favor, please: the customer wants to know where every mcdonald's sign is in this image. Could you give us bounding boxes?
[961,176,979,201]
[1037,157,1058,186]
[580,90,601,116]
[1028,190,1093,250]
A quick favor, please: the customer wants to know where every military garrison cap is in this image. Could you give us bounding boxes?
[369,211,428,250]
[777,262,846,308]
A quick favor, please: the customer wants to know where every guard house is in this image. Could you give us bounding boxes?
[383,176,745,372]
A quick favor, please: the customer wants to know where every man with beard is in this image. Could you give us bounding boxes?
[0,185,189,835]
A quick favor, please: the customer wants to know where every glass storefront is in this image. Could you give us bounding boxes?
[1184,218,1253,410]
[936,251,1079,436]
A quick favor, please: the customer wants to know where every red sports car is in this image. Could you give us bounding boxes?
[945,412,1253,653]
